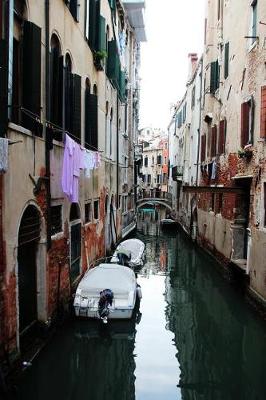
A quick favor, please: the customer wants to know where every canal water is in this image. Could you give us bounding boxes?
[17,209,266,400]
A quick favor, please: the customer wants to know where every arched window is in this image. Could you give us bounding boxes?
[144,156,148,167]
[50,34,63,130]
[93,84,97,95]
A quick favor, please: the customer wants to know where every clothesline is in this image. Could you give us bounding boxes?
[20,107,103,154]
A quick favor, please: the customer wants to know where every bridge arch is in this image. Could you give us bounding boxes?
[137,200,173,211]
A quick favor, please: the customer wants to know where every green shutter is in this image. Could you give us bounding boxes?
[224,42,229,79]
[89,0,100,50]
[119,70,126,102]
[98,16,106,52]
[107,40,120,88]
[210,61,216,93]
[22,21,42,131]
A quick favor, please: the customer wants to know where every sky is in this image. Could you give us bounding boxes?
[139,0,205,131]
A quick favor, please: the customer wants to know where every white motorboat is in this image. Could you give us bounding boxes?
[160,218,178,228]
[111,239,145,268]
[74,263,141,322]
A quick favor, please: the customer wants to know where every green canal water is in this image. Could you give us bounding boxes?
[17,211,266,399]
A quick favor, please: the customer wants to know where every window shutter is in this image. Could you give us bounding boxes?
[211,125,217,157]
[241,102,250,147]
[224,42,229,79]
[218,119,226,155]
[72,74,81,141]
[0,39,8,136]
[201,135,206,162]
[98,16,106,52]
[22,21,42,132]
[89,0,100,50]
[70,0,79,22]
[85,93,98,149]
[260,86,266,138]
[210,61,216,94]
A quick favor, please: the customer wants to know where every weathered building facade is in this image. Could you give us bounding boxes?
[169,0,266,304]
[0,0,145,361]
[138,127,168,194]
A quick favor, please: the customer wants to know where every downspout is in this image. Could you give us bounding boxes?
[196,58,203,186]
[116,93,119,211]
[45,0,51,250]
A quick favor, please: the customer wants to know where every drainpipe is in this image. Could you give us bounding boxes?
[196,58,203,186]
[45,0,51,250]
[116,93,119,211]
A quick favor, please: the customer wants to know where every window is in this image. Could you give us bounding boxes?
[94,200,99,220]
[144,156,148,167]
[157,174,161,184]
[12,3,42,134]
[122,195,127,213]
[241,98,254,147]
[88,0,100,50]
[151,156,154,165]
[250,0,257,45]
[109,108,113,156]
[85,202,92,223]
[50,35,63,130]
[260,86,266,139]
[201,135,206,162]
[218,119,226,155]
[65,0,80,22]
[51,205,62,235]
[224,42,229,79]
[210,60,220,94]
[211,125,217,157]
[191,87,196,109]
[157,155,162,165]
[147,175,151,184]
[85,82,98,150]
[183,103,187,123]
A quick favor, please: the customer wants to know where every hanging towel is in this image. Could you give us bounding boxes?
[84,150,95,177]
[0,138,9,173]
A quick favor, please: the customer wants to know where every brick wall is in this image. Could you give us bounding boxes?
[260,86,266,139]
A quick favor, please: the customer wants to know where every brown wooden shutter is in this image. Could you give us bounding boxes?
[201,135,206,162]
[211,125,217,157]
[0,39,8,136]
[241,102,249,147]
[260,86,266,138]
[218,119,226,155]
[22,21,42,132]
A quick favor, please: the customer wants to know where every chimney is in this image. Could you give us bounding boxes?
[187,53,198,81]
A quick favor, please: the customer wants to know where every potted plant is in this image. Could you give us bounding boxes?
[93,50,107,71]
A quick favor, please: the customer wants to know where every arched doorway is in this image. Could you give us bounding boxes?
[17,205,41,335]
[70,204,81,283]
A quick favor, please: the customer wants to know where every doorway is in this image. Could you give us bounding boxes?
[17,205,40,335]
[70,204,81,283]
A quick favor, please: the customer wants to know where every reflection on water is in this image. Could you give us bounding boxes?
[17,210,266,400]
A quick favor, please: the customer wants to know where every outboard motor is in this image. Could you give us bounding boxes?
[98,289,114,324]
[117,249,131,267]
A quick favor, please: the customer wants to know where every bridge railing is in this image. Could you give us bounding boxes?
[137,190,173,204]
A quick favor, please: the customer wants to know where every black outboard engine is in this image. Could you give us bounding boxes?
[98,289,114,323]
[117,249,131,267]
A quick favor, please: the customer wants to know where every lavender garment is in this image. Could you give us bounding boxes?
[61,135,84,203]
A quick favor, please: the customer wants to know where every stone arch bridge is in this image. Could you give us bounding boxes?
[136,190,173,210]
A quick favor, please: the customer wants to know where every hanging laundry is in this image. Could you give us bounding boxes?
[0,138,9,173]
[61,134,84,203]
[94,152,101,168]
[211,161,217,180]
[84,149,95,177]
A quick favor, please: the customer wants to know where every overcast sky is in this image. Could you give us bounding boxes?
[139,0,205,131]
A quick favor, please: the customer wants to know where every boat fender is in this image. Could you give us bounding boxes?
[137,284,142,299]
